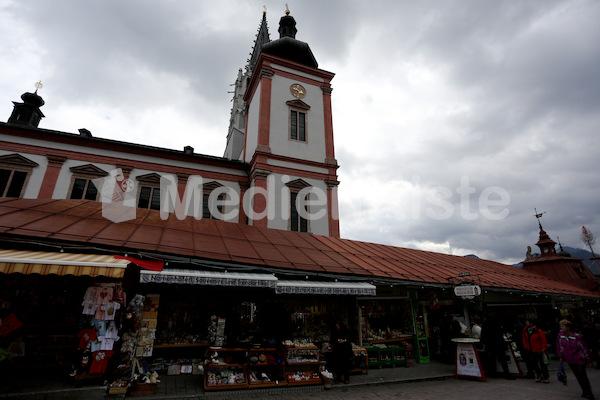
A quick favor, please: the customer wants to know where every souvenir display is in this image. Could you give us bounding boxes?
[71,283,125,379]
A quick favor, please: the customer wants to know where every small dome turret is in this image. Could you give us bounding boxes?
[7,82,45,128]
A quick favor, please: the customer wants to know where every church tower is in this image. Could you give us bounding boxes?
[522,214,599,291]
[225,9,340,237]
[8,83,45,128]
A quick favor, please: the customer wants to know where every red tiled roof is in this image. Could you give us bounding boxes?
[0,198,597,298]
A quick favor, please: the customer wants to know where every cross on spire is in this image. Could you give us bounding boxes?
[534,207,546,230]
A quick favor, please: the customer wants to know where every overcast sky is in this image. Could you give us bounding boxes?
[1,0,599,265]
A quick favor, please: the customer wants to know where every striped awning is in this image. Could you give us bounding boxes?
[275,281,377,296]
[140,269,278,288]
[0,249,129,278]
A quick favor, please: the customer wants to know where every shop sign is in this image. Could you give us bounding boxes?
[453,285,481,297]
[140,272,277,288]
[455,342,484,379]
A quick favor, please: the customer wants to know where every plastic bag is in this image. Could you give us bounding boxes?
[542,351,549,365]
[557,363,567,386]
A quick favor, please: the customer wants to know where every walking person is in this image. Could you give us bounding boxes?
[522,318,549,383]
[557,319,595,400]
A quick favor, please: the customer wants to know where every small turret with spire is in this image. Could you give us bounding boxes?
[8,81,45,128]
[533,208,557,257]
[278,5,297,38]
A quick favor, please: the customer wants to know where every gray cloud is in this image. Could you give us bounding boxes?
[1,0,598,265]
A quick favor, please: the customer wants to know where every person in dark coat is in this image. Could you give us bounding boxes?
[330,321,353,384]
[481,318,515,379]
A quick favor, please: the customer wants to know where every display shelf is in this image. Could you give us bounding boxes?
[154,343,209,348]
[370,336,413,344]
[204,348,249,391]
[284,344,321,386]
[205,367,247,391]
[412,303,430,364]
[246,348,287,388]
[351,346,368,373]
[365,345,407,368]
[285,370,322,385]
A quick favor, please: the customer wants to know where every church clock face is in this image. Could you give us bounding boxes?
[290,83,306,99]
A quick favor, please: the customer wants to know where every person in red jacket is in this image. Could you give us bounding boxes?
[522,319,549,383]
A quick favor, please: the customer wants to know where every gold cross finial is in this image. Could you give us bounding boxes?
[34,81,43,93]
[285,4,290,15]
[263,5,266,14]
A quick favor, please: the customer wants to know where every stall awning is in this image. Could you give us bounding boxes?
[275,281,377,296]
[140,269,278,288]
[0,249,129,278]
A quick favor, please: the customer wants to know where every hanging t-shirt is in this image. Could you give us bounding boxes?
[103,302,121,321]
[91,319,108,336]
[105,321,119,339]
[82,302,98,316]
[77,328,98,350]
[100,336,119,351]
[89,350,114,375]
[82,287,97,303]
[90,338,103,353]
[94,305,106,320]
[94,287,113,305]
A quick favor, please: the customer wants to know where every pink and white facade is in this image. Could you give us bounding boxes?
[0,11,340,238]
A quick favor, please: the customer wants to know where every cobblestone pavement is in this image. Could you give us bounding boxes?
[202,370,599,400]
[2,364,598,400]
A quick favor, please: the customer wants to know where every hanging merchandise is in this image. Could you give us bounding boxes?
[72,283,125,380]
[128,294,161,396]
[89,350,114,375]
[134,294,159,358]
[208,315,226,347]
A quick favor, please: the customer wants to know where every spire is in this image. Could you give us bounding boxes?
[261,9,318,68]
[534,207,546,230]
[8,81,45,128]
[246,10,271,75]
[278,5,297,38]
[533,209,557,257]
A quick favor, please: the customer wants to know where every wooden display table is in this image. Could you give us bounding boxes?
[284,344,322,386]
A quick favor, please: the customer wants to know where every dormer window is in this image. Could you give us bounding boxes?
[135,173,162,210]
[202,181,226,220]
[68,164,108,201]
[0,154,39,198]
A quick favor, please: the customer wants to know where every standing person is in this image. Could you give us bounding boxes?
[557,319,595,400]
[513,319,534,378]
[522,319,549,383]
[480,318,515,379]
[330,321,353,384]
